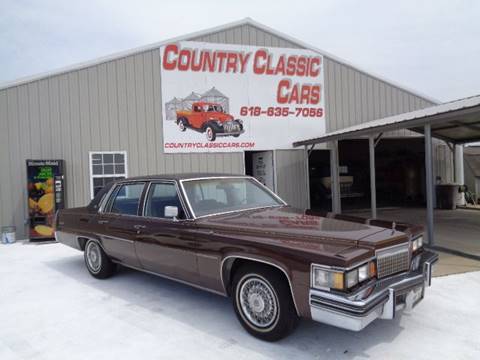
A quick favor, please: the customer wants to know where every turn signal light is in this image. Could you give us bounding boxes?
[331,272,344,290]
[369,261,377,277]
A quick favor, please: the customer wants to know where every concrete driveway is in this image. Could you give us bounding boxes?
[349,207,480,257]
[1,243,479,360]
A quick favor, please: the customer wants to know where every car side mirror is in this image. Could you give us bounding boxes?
[164,206,179,220]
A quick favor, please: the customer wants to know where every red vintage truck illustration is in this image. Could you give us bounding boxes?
[176,102,244,141]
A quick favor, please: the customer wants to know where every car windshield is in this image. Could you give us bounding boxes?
[182,177,284,217]
[205,104,223,112]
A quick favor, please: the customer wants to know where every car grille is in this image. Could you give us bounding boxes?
[224,121,241,133]
[376,243,410,279]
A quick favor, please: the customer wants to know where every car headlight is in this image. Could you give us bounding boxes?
[312,261,376,291]
[346,270,358,288]
[412,236,423,251]
[312,267,344,290]
[358,263,370,282]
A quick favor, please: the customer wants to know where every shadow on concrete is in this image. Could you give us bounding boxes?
[45,254,405,359]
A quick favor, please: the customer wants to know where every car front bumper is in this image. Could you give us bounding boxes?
[216,129,245,137]
[309,250,438,331]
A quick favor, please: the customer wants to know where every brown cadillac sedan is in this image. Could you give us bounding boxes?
[55,174,438,341]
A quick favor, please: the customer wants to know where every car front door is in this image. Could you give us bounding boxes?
[135,181,199,284]
[98,182,146,268]
[189,104,204,129]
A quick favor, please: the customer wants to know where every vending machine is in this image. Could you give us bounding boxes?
[26,160,65,240]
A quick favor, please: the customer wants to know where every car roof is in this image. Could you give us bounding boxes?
[118,173,247,182]
[194,101,219,106]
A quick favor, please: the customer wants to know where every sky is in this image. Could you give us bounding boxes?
[0,0,479,102]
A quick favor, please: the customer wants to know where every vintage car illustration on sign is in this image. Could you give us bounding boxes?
[55,174,438,341]
[176,102,244,141]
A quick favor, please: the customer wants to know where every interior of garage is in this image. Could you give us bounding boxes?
[309,138,426,211]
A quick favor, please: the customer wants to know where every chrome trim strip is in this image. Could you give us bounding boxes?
[99,181,147,214]
[310,301,384,331]
[116,262,226,297]
[376,242,410,256]
[76,236,108,253]
[98,184,118,213]
[219,255,300,316]
[103,235,134,244]
[141,180,192,220]
[196,253,219,260]
[191,205,285,220]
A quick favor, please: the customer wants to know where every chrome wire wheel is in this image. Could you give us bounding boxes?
[237,275,279,330]
[86,242,102,273]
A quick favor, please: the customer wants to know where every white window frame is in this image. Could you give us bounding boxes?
[89,150,128,199]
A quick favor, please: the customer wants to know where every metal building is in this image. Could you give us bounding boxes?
[0,18,451,238]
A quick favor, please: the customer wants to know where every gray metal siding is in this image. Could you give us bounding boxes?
[191,24,302,48]
[323,57,435,137]
[274,150,309,208]
[1,23,305,237]
[0,23,449,236]
[0,49,245,238]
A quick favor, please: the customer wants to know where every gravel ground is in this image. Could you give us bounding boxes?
[1,242,479,360]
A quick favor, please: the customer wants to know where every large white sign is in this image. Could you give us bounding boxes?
[160,41,325,153]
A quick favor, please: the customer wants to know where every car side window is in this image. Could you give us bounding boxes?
[108,183,145,216]
[144,183,184,219]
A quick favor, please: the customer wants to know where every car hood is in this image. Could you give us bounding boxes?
[208,112,234,121]
[195,206,408,257]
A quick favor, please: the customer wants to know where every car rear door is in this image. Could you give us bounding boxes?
[134,181,199,284]
[98,182,146,268]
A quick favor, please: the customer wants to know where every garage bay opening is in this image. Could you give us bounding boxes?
[308,138,427,212]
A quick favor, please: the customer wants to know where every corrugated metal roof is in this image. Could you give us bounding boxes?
[293,94,480,147]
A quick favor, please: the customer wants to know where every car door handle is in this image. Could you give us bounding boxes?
[133,224,146,230]
[97,220,109,225]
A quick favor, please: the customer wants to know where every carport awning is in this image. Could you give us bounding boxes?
[293,94,480,147]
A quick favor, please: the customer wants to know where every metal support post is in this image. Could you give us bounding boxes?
[304,145,311,209]
[424,124,435,245]
[369,136,377,219]
[455,144,465,205]
[329,141,341,213]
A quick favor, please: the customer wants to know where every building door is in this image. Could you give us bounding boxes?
[244,151,275,191]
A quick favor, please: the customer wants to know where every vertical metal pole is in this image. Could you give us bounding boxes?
[304,145,311,209]
[424,124,435,246]
[329,140,341,213]
[454,144,465,205]
[369,136,377,219]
